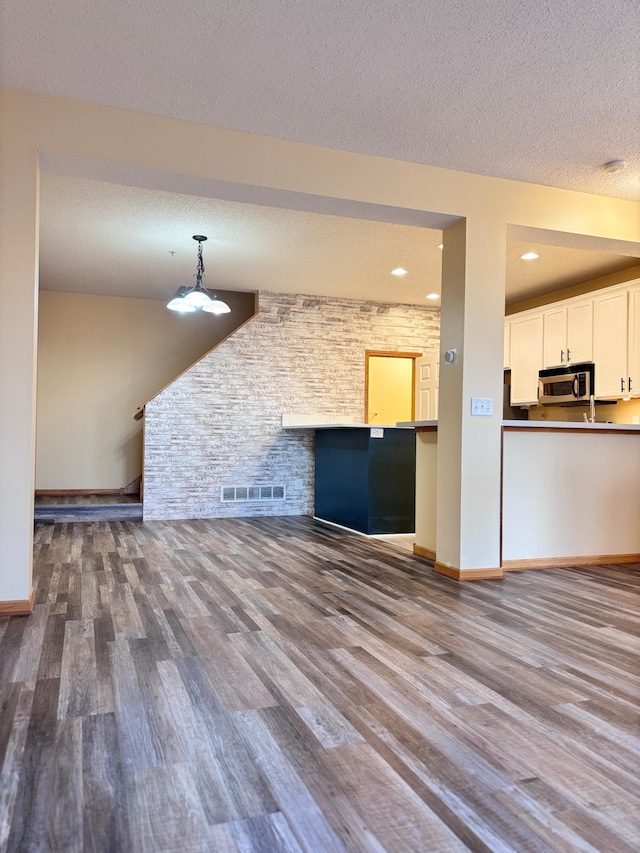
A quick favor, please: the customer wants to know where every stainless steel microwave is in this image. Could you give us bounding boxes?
[538,363,594,405]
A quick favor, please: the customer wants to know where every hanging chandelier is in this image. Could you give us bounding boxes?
[166,235,231,314]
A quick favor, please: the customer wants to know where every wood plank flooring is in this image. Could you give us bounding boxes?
[1,516,638,852]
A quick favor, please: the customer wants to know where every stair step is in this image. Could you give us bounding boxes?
[34,503,143,523]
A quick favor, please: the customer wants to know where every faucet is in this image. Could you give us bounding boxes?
[583,394,596,424]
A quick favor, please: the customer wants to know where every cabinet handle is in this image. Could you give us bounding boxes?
[621,377,626,393]
[567,348,571,362]
[560,349,564,363]
[629,377,633,392]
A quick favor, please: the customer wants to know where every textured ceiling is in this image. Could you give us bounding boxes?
[2,0,639,199]
[38,176,445,305]
[39,175,638,307]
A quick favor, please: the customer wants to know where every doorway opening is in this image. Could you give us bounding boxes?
[364,351,422,424]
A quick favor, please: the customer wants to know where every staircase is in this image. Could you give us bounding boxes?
[34,494,142,523]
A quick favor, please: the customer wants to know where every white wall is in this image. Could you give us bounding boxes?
[144,291,439,519]
[36,290,255,489]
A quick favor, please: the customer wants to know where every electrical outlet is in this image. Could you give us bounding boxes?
[633,416,639,425]
[471,397,493,416]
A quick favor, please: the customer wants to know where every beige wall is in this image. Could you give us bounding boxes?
[528,397,640,425]
[507,263,640,315]
[36,290,255,490]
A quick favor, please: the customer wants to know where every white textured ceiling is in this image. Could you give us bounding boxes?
[2,0,639,199]
[38,176,445,305]
[39,175,638,307]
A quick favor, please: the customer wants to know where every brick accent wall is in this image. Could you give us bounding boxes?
[144,292,439,520]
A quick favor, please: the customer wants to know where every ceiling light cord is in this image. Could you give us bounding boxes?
[195,238,205,286]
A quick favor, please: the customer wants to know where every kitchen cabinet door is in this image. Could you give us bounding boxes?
[504,320,511,370]
[566,298,593,364]
[543,307,567,368]
[627,283,640,397]
[510,313,543,405]
[594,289,628,398]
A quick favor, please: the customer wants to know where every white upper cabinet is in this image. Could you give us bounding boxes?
[510,312,543,405]
[627,283,640,398]
[543,306,567,367]
[566,298,594,364]
[504,319,511,370]
[542,299,593,368]
[509,279,638,406]
[594,288,628,398]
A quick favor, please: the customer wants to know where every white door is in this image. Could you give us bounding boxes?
[415,357,439,421]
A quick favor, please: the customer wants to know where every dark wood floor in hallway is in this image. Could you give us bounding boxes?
[1,517,638,852]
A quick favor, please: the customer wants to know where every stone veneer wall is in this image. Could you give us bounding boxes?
[144,291,439,520]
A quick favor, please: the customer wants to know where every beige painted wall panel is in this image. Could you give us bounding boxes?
[36,290,254,489]
[507,263,640,315]
[436,217,507,570]
[502,430,640,560]
[527,397,640,425]
[0,132,39,600]
[415,431,437,552]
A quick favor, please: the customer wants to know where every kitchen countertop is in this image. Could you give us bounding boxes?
[283,422,400,430]
[284,418,640,432]
[396,420,438,428]
[502,419,640,431]
[399,419,640,432]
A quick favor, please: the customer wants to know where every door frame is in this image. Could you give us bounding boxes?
[364,350,423,423]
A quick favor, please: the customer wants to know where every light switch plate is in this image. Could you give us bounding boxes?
[471,397,493,416]
[370,427,384,438]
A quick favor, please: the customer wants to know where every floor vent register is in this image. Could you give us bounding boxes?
[221,485,286,502]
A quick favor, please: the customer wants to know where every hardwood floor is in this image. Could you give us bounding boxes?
[1,516,638,852]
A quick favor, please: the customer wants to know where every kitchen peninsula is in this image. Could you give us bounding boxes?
[403,419,640,574]
[282,417,415,534]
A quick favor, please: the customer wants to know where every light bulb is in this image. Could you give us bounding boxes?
[167,287,197,312]
[167,297,196,313]
[182,288,212,308]
[202,297,231,314]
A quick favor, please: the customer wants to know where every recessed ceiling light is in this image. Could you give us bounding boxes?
[520,252,539,261]
[438,244,443,250]
[426,293,440,300]
[601,159,626,174]
[391,268,408,276]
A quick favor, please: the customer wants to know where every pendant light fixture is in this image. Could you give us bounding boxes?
[166,235,231,314]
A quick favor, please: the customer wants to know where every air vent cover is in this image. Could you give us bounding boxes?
[221,485,286,502]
